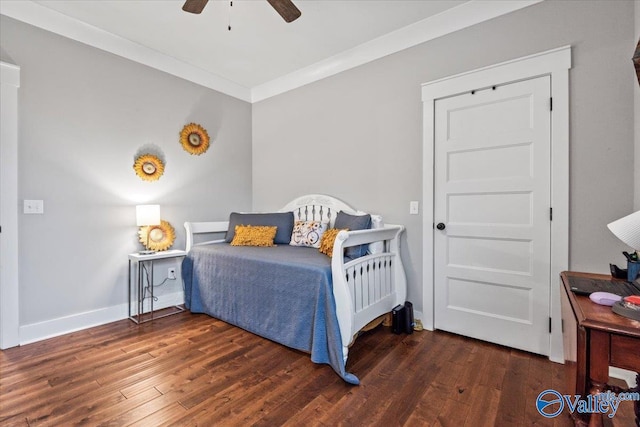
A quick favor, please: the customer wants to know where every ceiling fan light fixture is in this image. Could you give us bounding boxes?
[182,0,300,23]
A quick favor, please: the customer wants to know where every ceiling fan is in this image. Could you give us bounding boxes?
[182,0,301,23]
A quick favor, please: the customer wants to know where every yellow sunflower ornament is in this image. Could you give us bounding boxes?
[180,123,210,155]
[138,220,176,252]
[133,154,164,181]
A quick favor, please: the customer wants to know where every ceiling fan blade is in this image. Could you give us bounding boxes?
[182,0,209,14]
[267,0,301,23]
[633,38,640,86]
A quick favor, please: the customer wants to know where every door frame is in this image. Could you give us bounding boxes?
[421,46,571,363]
[1,60,21,349]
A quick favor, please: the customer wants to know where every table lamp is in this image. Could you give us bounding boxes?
[607,210,640,281]
[136,204,161,255]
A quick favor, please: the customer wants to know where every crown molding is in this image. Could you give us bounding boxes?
[251,0,543,102]
[0,0,252,102]
[1,0,542,104]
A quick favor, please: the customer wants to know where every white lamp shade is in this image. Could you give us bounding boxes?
[136,204,161,227]
[607,210,640,251]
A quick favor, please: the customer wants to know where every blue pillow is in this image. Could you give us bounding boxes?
[225,212,294,245]
[334,211,372,259]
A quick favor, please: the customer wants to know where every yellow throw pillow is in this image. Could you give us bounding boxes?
[319,228,348,257]
[230,225,277,247]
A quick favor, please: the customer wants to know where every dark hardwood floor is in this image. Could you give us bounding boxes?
[0,311,636,426]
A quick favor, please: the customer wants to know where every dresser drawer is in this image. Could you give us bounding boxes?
[610,334,640,372]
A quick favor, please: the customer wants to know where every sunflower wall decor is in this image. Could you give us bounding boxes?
[138,220,176,252]
[133,154,165,181]
[180,123,210,155]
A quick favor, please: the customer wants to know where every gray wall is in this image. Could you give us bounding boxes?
[253,0,638,312]
[1,16,252,326]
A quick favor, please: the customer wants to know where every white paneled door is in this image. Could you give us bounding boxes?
[434,76,551,355]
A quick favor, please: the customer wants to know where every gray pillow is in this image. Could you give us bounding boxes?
[225,212,294,245]
[334,211,372,259]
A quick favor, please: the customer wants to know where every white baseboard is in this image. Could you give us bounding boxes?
[148,291,185,311]
[549,355,564,364]
[19,292,184,345]
[19,304,128,345]
[610,367,638,388]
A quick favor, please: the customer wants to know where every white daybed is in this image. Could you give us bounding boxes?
[182,194,407,384]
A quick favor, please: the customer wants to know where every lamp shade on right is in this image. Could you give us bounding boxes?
[607,210,640,251]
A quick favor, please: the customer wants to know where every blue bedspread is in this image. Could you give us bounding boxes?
[181,243,359,385]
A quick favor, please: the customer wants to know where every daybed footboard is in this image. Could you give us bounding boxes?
[331,225,407,362]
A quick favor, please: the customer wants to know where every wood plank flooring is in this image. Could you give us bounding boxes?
[1,311,636,426]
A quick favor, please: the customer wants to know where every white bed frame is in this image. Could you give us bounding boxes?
[184,194,407,363]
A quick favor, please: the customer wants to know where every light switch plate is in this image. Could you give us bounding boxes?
[409,201,419,215]
[24,200,44,214]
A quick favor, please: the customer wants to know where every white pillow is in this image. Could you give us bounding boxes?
[368,215,384,254]
[289,220,329,248]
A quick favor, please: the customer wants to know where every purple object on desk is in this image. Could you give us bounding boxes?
[589,291,623,306]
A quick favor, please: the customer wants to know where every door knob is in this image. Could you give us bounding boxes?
[436,223,446,230]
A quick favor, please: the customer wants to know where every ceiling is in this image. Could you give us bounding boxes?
[0,0,541,102]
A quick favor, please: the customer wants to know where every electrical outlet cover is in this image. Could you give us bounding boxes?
[24,199,44,214]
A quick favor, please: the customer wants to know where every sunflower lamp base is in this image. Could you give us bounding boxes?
[137,220,176,253]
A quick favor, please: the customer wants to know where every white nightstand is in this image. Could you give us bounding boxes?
[128,249,187,324]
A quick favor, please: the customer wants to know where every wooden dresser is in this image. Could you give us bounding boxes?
[560,271,640,426]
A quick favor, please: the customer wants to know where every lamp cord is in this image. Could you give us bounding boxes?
[141,262,170,303]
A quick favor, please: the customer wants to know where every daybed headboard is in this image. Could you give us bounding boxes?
[279,194,358,228]
[185,194,369,251]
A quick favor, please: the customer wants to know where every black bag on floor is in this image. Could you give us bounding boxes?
[391,304,404,334]
[392,301,414,334]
